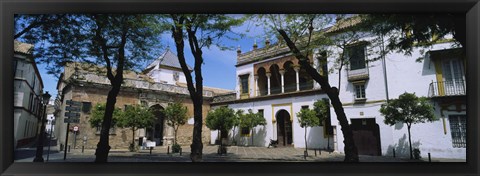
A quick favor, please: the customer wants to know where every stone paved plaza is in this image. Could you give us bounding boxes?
[15,144,466,162]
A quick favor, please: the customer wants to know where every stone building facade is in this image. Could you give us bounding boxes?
[54,50,230,150]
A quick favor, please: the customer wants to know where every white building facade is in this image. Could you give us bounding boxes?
[211,17,466,160]
[13,40,45,148]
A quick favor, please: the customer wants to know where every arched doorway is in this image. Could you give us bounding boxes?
[148,104,165,146]
[275,109,293,146]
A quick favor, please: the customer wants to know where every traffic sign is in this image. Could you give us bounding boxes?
[66,100,82,107]
[73,126,79,132]
[64,118,80,124]
[65,112,80,118]
[66,106,81,112]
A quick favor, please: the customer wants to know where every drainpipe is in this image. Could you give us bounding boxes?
[380,33,389,103]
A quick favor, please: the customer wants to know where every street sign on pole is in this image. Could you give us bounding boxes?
[64,118,80,124]
[65,112,80,118]
[66,100,82,107]
[66,106,81,112]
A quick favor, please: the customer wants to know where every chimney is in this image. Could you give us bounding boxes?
[253,39,258,50]
[265,36,270,46]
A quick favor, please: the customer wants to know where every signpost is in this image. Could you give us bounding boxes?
[73,126,79,149]
[64,100,82,160]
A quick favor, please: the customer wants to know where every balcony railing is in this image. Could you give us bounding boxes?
[428,80,466,97]
[347,68,369,81]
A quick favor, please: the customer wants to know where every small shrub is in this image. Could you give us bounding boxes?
[172,143,181,153]
[129,143,139,152]
[413,148,421,159]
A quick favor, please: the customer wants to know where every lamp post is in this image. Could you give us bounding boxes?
[33,91,51,162]
[46,118,55,162]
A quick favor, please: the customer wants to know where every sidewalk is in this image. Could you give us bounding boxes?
[15,144,466,162]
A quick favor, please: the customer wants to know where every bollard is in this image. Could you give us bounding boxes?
[428,153,431,162]
[393,148,396,158]
[314,149,317,156]
[304,151,308,160]
[60,144,64,151]
[68,145,71,153]
[150,147,153,155]
[319,149,321,155]
[180,148,182,156]
[82,146,84,153]
[167,146,170,154]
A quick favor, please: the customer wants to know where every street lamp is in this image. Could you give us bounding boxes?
[33,91,51,162]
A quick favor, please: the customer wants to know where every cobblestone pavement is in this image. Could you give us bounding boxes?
[15,145,466,162]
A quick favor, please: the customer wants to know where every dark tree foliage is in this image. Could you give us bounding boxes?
[360,14,465,54]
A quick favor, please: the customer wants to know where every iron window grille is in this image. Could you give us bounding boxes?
[449,115,466,148]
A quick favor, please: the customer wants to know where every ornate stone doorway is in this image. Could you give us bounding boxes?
[275,109,293,147]
[148,104,165,146]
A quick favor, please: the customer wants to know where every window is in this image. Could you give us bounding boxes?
[442,59,465,95]
[354,84,366,99]
[449,115,466,148]
[239,75,249,94]
[28,93,33,111]
[258,109,264,118]
[346,44,366,70]
[301,105,309,110]
[82,102,92,113]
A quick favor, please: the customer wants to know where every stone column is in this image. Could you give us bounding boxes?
[294,66,300,91]
[279,69,285,93]
[254,75,259,97]
[266,72,271,95]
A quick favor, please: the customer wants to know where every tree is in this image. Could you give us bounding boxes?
[205,106,237,150]
[206,107,237,141]
[313,99,330,149]
[162,102,188,145]
[15,14,163,162]
[254,14,360,162]
[231,109,243,145]
[297,108,321,156]
[239,109,267,146]
[88,103,123,131]
[117,105,156,152]
[379,92,437,159]
[165,14,244,162]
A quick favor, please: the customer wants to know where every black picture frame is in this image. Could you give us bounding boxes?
[1,0,479,175]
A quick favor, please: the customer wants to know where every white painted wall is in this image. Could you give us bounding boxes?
[327,40,466,159]
[13,54,44,148]
[148,68,187,85]
[211,94,333,149]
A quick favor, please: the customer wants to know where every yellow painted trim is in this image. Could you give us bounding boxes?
[442,117,447,135]
[271,103,293,122]
[434,61,445,96]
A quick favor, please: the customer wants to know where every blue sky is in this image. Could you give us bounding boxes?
[37,17,268,99]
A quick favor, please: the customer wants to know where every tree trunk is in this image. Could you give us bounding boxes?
[251,128,254,146]
[132,127,135,145]
[174,128,178,145]
[93,15,127,163]
[407,124,413,159]
[190,100,204,161]
[94,82,121,162]
[304,127,308,155]
[278,29,359,162]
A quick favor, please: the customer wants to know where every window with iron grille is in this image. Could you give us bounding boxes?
[449,115,466,148]
[240,74,249,94]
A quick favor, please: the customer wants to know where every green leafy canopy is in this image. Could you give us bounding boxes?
[380,92,437,126]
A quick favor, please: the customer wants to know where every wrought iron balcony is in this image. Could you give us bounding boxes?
[428,80,466,97]
[347,68,369,82]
